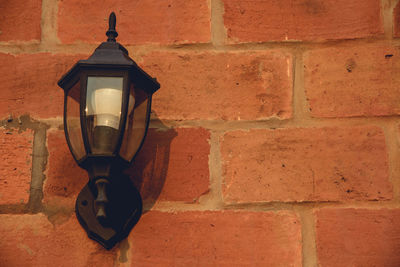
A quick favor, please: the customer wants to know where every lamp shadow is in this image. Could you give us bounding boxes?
[124,113,177,214]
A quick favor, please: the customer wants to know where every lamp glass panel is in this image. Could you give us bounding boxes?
[86,76,124,154]
[120,85,151,161]
[66,81,85,160]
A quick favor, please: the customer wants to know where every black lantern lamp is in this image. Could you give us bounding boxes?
[57,12,160,249]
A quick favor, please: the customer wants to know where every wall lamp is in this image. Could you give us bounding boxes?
[57,12,160,249]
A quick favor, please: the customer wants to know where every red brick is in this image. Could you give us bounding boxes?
[43,130,87,207]
[127,128,210,203]
[142,51,293,120]
[128,211,302,266]
[223,0,383,43]
[58,0,210,45]
[0,214,115,266]
[316,208,400,266]
[0,0,41,42]
[304,45,400,118]
[0,128,33,205]
[394,1,400,37]
[221,126,391,203]
[0,53,84,119]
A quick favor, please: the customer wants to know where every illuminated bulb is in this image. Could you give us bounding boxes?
[92,88,134,129]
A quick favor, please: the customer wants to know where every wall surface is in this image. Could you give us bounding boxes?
[1,0,400,266]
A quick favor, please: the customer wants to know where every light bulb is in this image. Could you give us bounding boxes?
[92,88,122,129]
[91,88,134,129]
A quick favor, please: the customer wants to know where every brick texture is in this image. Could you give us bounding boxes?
[223,0,383,43]
[128,211,302,266]
[142,51,293,120]
[0,128,33,205]
[221,126,391,203]
[43,130,87,208]
[316,208,400,267]
[58,0,210,45]
[394,1,400,37]
[304,45,400,117]
[0,214,115,267]
[0,0,42,42]
[127,128,210,203]
[1,1,398,265]
[0,53,83,120]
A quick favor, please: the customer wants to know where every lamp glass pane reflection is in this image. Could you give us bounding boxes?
[66,81,85,160]
[86,76,127,154]
[120,85,151,161]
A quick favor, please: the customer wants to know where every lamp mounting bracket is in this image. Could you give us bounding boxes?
[75,174,142,250]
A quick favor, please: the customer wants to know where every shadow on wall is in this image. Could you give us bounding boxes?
[125,113,177,214]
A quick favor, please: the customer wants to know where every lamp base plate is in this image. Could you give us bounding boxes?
[75,177,142,250]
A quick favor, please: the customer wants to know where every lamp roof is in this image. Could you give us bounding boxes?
[58,12,160,95]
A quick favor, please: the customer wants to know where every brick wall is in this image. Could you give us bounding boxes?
[1,0,400,266]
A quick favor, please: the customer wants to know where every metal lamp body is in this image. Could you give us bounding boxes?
[58,13,160,249]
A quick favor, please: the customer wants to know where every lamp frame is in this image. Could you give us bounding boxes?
[58,12,159,249]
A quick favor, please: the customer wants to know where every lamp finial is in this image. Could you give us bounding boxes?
[106,12,118,42]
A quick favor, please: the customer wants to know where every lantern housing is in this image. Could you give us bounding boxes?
[57,12,160,249]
